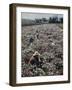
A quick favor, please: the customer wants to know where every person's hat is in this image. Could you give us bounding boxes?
[33,51,40,56]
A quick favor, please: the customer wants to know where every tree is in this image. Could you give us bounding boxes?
[35,19,40,23]
[49,17,52,23]
[42,18,47,22]
[59,18,63,23]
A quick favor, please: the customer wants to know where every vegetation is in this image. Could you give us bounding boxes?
[21,23,63,77]
[22,17,63,26]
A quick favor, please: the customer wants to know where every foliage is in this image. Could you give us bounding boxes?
[21,23,63,77]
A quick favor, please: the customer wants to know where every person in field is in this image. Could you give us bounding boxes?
[29,51,43,68]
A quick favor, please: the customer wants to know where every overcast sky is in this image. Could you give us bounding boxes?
[21,12,63,20]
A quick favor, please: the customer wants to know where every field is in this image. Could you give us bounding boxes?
[21,24,63,77]
[56,24,63,29]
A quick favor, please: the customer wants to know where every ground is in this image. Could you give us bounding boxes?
[21,24,63,77]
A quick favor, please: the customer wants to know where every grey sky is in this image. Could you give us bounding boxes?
[21,12,63,20]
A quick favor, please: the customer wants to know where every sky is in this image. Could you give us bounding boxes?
[21,12,63,20]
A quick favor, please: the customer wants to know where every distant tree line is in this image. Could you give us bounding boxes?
[48,17,63,23]
[22,17,63,26]
[35,17,63,24]
[35,18,48,24]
